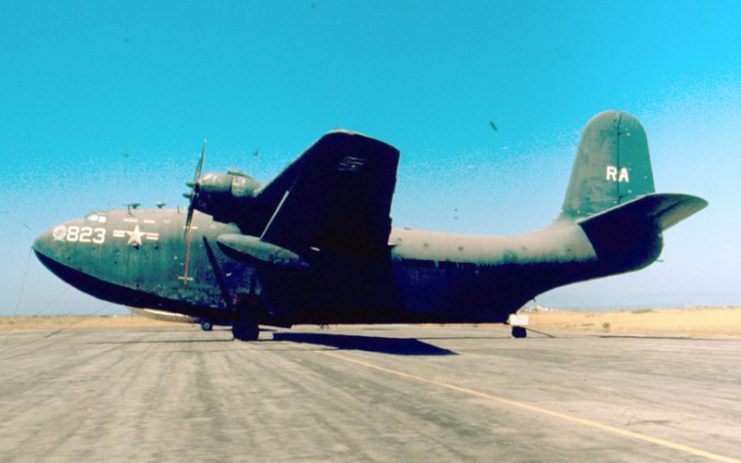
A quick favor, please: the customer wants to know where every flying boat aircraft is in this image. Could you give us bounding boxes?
[33,111,707,340]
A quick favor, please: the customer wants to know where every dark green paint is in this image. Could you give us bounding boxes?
[33,111,707,335]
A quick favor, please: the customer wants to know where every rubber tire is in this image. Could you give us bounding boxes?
[232,320,259,341]
[512,326,527,338]
[200,321,213,332]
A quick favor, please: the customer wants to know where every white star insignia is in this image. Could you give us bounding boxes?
[126,225,145,247]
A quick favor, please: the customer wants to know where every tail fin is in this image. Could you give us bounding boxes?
[561,111,655,219]
[559,111,707,272]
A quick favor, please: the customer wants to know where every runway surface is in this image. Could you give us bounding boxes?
[1,325,739,462]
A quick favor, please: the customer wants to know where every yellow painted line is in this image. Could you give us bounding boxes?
[315,349,740,463]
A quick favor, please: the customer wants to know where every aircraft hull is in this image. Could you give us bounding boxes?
[33,208,661,327]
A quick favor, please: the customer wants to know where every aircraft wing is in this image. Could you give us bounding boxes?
[256,131,399,258]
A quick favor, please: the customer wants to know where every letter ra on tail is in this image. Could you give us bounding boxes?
[606,165,630,183]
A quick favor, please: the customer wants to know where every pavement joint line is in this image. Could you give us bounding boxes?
[308,347,740,463]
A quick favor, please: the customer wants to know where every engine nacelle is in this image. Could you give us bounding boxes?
[190,171,264,223]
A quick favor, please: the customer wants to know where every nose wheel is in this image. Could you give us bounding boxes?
[507,314,529,339]
[200,321,213,331]
[511,326,527,338]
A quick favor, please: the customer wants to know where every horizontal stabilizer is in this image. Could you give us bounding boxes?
[576,193,707,271]
[577,193,708,232]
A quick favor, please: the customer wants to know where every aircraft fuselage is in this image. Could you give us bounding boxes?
[32,112,706,338]
[32,206,660,327]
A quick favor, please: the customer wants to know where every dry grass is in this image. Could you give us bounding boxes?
[0,315,181,331]
[527,307,741,338]
[1,307,740,339]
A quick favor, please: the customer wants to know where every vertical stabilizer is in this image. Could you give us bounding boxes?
[561,111,655,219]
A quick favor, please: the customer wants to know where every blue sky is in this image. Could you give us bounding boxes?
[1,1,739,315]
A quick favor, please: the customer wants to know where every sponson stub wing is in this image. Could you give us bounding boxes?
[220,131,400,263]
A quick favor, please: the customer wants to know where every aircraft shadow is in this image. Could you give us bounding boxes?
[271,332,457,356]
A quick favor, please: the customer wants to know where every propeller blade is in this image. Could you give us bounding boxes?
[184,204,195,236]
[181,138,208,284]
[193,139,207,183]
[183,139,207,238]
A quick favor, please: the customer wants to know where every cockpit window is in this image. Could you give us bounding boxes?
[85,213,107,223]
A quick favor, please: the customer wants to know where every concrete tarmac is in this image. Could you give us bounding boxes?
[1,325,739,462]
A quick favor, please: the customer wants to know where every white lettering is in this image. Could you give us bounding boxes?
[79,227,92,243]
[66,226,80,242]
[606,165,630,183]
[92,228,106,244]
[61,226,106,244]
[606,165,618,181]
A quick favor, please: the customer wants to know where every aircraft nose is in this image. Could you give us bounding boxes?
[32,223,69,265]
[32,227,54,257]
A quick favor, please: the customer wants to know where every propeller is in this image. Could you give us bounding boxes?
[184,139,207,237]
[180,139,207,285]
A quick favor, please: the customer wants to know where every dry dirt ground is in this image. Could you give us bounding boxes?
[526,307,741,339]
[1,307,740,338]
[0,314,180,331]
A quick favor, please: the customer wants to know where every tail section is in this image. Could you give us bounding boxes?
[577,193,707,271]
[558,110,708,272]
[579,193,708,233]
[561,111,655,219]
